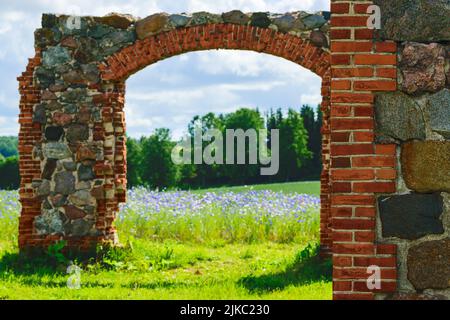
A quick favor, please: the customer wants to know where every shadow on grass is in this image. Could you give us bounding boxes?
[238,243,332,293]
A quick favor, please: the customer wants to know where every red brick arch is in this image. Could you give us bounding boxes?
[17,4,405,300]
[99,24,331,80]
[97,24,333,256]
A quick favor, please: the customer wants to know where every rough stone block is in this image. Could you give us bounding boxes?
[375,92,426,143]
[425,89,450,138]
[378,193,444,240]
[374,0,450,42]
[408,238,450,290]
[401,141,450,193]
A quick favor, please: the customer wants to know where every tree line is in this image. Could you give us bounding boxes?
[0,136,19,190]
[0,105,322,191]
[127,105,322,190]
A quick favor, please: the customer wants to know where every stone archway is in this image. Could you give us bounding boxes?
[18,11,332,252]
[21,3,443,299]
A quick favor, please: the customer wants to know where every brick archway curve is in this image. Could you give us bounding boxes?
[98,24,332,255]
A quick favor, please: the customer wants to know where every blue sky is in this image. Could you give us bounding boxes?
[0,0,329,139]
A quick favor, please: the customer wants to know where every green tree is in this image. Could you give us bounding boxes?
[278,109,312,182]
[140,128,178,189]
[0,136,18,158]
[311,105,323,178]
[223,108,265,185]
[300,105,317,179]
[126,136,143,188]
[0,156,20,190]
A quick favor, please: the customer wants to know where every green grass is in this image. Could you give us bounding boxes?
[0,241,331,300]
[0,181,331,300]
[190,181,320,196]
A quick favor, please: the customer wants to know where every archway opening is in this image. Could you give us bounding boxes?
[116,49,331,299]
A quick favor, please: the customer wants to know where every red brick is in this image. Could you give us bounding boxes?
[333,169,375,181]
[331,29,352,39]
[375,42,397,53]
[354,132,374,142]
[354,54,397,65]
[334,293,374,300]
[333,256,353,267]
[331,80,352,90]
[332,195,375,206]
[331,41,373,53]
[376,169,397,180]
[332,16,369,27]
[375,144,396,155]
[352,156,395,168]
[331,54,351,65]
[331,93,374,104]
[355,207,376,218]
[331,207,353,217]
[331,132,351,142]
[355,230,376,242]
[354,106,374,117]
[333,218,376,230]
[353,182,396,193]
[332,67,373,78]
[333,280,353,291]
[354,3,371,14]
[354,80,397,91]
[332,144,374,156]
[376,68,397,79]
[332,119,374,130]
[353,281,397,293]
[355,29,374,40]
[333,244,375,255]
[331,3,350,14]
[332,182,352,193]
[333,231,354,242]
[331,106,352,117]
[376,244,397,255]
[354,256,397,267]
[332,157,351,168]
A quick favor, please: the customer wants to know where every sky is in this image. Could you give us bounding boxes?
[0,0,329,139]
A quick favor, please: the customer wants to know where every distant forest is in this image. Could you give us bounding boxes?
[0,136,19,190]
[0,105,323,190]
[127,105,323,190]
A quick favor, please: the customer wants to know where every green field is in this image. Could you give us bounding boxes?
[0,181,331,300]
[191,181,321,196]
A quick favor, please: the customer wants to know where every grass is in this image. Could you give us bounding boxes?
[0,181,331,300]
[191,181,321,196]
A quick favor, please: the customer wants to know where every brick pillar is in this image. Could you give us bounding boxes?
[17,51,43,249]
[330,1,398,299]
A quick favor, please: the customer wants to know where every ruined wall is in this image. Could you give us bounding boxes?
[373,0,450,300]
[18,11,332,251]
[329,0,449,300]
[17,2,450,300]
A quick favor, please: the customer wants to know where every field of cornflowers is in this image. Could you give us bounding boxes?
[0,182,332,300]
[117,188,321,244]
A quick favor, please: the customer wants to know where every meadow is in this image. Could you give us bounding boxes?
[0,181,332,300]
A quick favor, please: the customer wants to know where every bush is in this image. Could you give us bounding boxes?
[0,156,19,190]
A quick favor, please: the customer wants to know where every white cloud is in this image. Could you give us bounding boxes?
[300,94,322,107]
[0,117,19,136]
[195,50,321,84]
[0,0,327,138]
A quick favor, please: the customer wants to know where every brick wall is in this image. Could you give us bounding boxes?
[18,6,450,300]
[330,0,398,299]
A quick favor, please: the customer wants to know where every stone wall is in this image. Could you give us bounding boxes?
[18,11,333,252]
[372,0,450,300]
[18,2,450,300]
